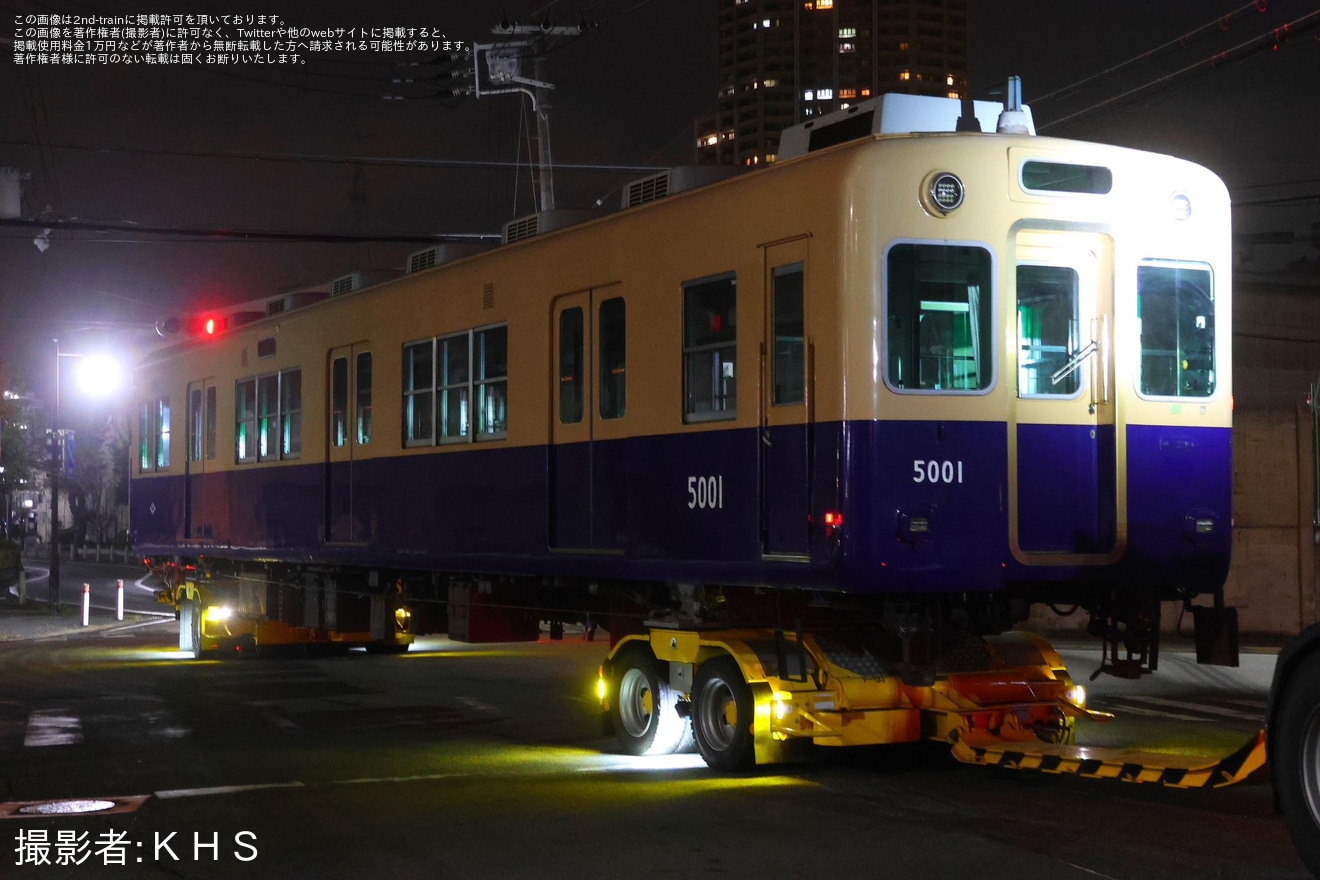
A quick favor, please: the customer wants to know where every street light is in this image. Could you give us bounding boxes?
[49,339,123,611]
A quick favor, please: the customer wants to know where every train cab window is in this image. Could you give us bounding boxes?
[331,356,349,447]
[439,333,470,442]
[559,308,584,424]
[355,353,373,445]
[599,298,626,420]
[475,325,508,439]
[1137,262,1215,398]
[772,263,805,405]
[683,273,737,421]
[1017,265,1081,397]
[885,243,993,393]
[236,379,257,462]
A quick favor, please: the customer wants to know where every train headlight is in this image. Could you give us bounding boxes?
[922,171,965,215]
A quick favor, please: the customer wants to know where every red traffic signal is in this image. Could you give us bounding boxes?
[188,314,228,336]
[155,314,229,338]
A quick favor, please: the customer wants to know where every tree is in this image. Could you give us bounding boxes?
[67,415,129,544]
[0,365,40,539]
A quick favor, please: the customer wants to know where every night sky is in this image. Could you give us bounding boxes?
[0,0,1316,392]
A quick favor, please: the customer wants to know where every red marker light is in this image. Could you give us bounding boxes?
[204,317,217,335]
[823,511,843,537]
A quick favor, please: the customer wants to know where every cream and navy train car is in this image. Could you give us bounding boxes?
[130,95,1231,643]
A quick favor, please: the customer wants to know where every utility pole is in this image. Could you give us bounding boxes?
[449,20,588,214]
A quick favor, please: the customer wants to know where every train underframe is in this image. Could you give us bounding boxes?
[144,555,1259,785]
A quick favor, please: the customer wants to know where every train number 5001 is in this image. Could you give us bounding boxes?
[912,460,963,484]
[687,475,724,509]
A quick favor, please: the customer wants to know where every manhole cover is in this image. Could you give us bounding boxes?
[16,799,118,816]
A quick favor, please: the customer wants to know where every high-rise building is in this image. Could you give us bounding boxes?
[698,0,969,166]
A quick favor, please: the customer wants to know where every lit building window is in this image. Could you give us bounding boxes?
[804,90,815,101]
[763,19,771,27]
[763,78,778,87]
[900,70,911,81]
[947,90,960,99]
[839,27,856,38]
[816,0,833,8]
[839,42,855,53]
[765,153,777,163]
[947,74,955,86]
[861,88,871,97]
[840,88,857,99]
[701,134,719,147]
[817,88,833,100]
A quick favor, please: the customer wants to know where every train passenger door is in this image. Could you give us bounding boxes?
[326,344,373,544]
[760,239,812,558]
[184,379,216,539]
[549,287,628,551]
[1010,231,1121,561]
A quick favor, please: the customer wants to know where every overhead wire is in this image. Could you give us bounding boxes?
[1038,9,1320,131]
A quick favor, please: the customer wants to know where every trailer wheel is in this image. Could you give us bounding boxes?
[179,598,206,659]
[1274,650,1320,875]
[692,656,755,772]
[610,645,693,756]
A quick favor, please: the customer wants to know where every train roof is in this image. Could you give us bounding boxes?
[137,90,1110,368]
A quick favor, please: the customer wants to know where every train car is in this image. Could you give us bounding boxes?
[131,92,1242,770]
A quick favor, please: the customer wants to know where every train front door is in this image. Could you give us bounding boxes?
[184,379,216,539]
[326,344,373,544]
[549,287,627,551]
[1010,230,1122,561]
[760,238,812,558]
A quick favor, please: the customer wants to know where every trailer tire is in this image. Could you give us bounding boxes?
[610,645,693,756]
[1274,650,1320,875]
[692,656,755,772]
[180,598,209,659]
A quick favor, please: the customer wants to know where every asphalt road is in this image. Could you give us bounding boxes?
[0,616,1308,879]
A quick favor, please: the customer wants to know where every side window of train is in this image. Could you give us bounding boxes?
[138,396,171,472]
[331,353,374,446]
[256,371,302,461]
[235,370,301,462]
[205,386,217,460]
[599,297,626,420]
[187,385,219,463]
[559,308,584,424]
[331,357,349,447]
[402,326,507,445]
[683,273,737,422]
[355,353,372,445]
[474,325,508,439]
[236,379,257,462]
[773,264,805,405]
[1137,262,1215,398]
[885,243,994,393]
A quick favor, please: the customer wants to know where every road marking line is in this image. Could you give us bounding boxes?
[24,710,83,747]
[154,782,306,799]
[1117,694,1262,720]
[154,773,472,800]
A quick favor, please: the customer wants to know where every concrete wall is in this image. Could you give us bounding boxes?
[1223,271,1320,637]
